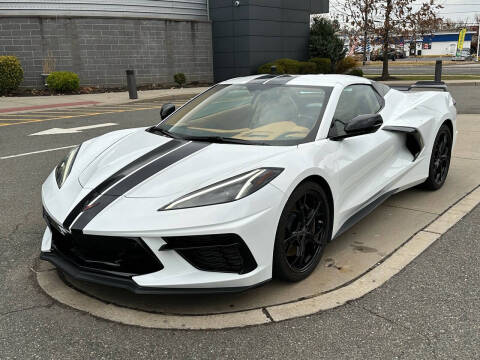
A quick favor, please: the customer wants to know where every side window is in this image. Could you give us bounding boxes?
[329,85,382,137]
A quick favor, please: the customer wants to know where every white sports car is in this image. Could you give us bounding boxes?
[41,75,456,293]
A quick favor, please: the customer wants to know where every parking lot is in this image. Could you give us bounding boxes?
[1,85,480,358]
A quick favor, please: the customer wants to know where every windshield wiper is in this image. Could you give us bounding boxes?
[181,135,271,146]
[149,127,181,139]
[149,128,270,145]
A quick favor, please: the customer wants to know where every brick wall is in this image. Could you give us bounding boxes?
[0,17,213,88]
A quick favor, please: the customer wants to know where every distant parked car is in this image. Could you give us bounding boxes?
[395,49,406,59]
[371,49,397,61]
[452,49,472,61]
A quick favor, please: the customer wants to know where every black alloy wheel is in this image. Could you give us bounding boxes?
[424,124,452,190]
[273,181,332,282]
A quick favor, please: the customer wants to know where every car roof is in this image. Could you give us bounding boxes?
[220,74,372,88]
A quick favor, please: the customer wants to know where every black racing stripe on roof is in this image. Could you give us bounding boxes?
[265,75,298,85]
[247,74,277,83]
[69,141,209,232]
[62,139,186,230]
[247,74,298,85]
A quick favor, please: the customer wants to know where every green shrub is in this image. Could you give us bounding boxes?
[46,71,80,93]
[275,59,301,74]
[0,56,24,95]
[335,56,359,74]
[174,73,186,87]
[258,62,286,74]
[309,57,332,74]
[298,61,317,74]
[348,69,364,77]
[258,58,316,75]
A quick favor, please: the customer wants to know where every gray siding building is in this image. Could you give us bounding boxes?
[0,0,328,88]
[209,0,328,81]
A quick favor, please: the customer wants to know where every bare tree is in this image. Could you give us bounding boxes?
[340,0,442,79]
[340,0,377,63]
[405,2,443,59]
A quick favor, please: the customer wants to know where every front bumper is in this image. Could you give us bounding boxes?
[41,182,285,292]
[40,251,266,294]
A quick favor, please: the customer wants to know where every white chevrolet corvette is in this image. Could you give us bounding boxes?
[41,74,456,293]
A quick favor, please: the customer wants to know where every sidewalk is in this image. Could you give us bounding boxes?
[0,87,208,114]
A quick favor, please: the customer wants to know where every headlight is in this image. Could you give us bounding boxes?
[160,167,283,210]
[55,146,80,188]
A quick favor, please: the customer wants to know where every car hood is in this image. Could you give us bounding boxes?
[78,129,293,198]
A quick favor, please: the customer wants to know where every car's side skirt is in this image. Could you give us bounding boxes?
[333,189,397,240]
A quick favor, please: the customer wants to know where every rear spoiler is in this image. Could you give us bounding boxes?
[391,81,448,92]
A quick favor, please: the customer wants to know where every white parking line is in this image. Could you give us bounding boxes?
[0,145,77,160]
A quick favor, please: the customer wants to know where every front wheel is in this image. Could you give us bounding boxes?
[423,124,452,190]
[273,181,332,282]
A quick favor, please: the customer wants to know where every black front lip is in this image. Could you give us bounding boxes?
[40,251,264,295]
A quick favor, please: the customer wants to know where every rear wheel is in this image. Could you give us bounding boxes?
[273,181,332,282]
[423,124,452,190]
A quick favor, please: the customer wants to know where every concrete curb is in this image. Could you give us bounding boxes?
[36,186,480,330]
[130,91,204,104]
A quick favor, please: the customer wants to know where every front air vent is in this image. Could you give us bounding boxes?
[160,234,257,274]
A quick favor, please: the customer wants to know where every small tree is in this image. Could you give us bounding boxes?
[174,73,186,87]
[309,17,346,71]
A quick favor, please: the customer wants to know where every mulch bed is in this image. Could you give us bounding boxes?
[4,82,212,97]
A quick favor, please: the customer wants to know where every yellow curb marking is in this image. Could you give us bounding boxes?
[0,119,45,121]
[0,114,56,117]
[0,106,168,127]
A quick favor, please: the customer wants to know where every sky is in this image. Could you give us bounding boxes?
[434,0,480,22]
[328,0,480,24]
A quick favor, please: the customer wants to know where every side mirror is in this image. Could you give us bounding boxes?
[331,114,383,141]
[160,103,176,120]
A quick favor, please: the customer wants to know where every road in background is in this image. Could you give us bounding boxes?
[0,86,479,359]
[363,62,480,76]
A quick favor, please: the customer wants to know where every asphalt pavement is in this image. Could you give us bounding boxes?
[447,86,480,114]
[1,86,480,359]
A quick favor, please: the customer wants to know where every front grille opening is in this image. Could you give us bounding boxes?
[161,234,257,274]
[44,212,163,277]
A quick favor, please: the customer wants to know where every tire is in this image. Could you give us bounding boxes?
[273,181,332,282]
[423,124,452,190]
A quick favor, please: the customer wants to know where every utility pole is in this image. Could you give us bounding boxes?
[363,0,369,65]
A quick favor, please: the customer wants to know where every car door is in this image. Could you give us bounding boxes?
[327,84,403,231]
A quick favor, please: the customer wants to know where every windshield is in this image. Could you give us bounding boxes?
[154,84,332,146]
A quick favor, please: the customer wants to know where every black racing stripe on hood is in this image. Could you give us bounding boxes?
[69,141,210,232]
[62,139,186,230]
